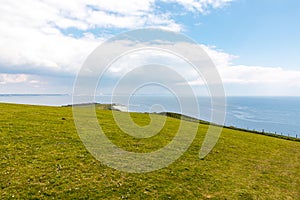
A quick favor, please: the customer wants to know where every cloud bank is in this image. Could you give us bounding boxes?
[0,0,233,75]
[0,0,300,95]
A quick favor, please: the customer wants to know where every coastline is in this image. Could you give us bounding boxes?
[3,99,300,141]
[49,102,300,141]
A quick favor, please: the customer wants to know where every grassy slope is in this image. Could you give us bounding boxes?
[0,103,299,199]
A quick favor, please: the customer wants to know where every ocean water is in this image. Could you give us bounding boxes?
[225,97,300,137]
[0,94,299,137]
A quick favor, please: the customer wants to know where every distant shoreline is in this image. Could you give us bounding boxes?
[64,102,300,142]
[1,101,299,141]
[1,96,299,140]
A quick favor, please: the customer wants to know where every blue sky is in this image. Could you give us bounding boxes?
[188,0,300,69]
[0,0,300,96]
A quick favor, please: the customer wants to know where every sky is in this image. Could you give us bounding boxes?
[0,0,300,96]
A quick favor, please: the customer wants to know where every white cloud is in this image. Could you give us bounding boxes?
[0,0,235,79]
[2,0,300,96]
[0,0,192,76]
[220,65,300,86]
[188,46,300,93]
[0,0,103,75]
[0,74,28,84]
[88,40,300,94]
[199,44,236,68]
[0,73,46,88]
[0,25,100,74]
[162,0,234,13]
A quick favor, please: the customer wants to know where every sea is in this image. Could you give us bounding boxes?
[0,94,299,138]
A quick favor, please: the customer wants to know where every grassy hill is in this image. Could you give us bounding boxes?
[0,103,299,199]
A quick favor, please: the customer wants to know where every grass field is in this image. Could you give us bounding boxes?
[0,103,299,199]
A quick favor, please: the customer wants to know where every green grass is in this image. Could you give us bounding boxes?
[0,103,299,199]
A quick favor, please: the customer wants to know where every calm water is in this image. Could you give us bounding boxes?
[1,94,299,137]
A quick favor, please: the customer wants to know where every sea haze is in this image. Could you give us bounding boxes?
[0,94,299,137]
